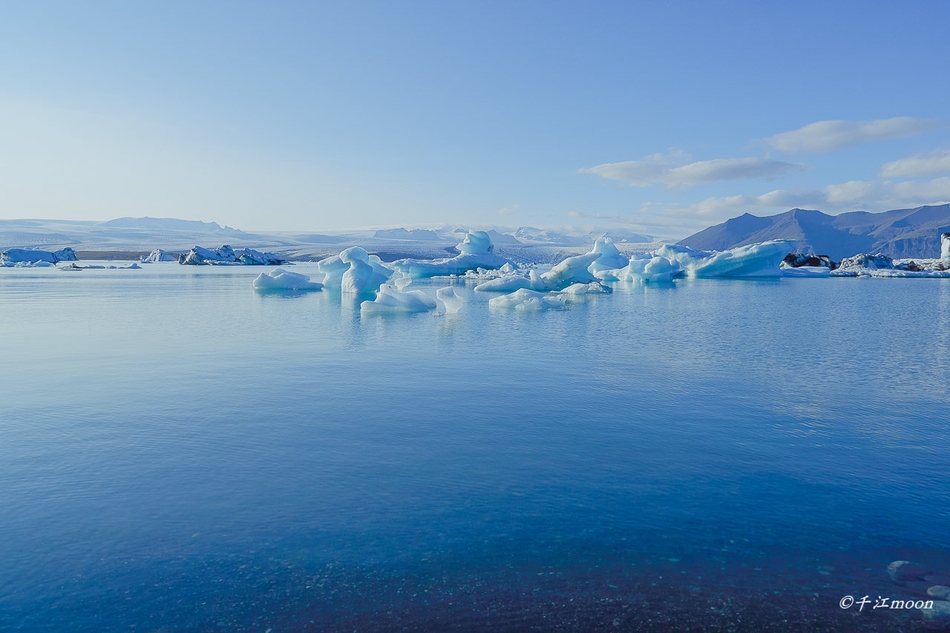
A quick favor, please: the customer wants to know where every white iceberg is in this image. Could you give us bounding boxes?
[538,252,601,290]
[436,287,465,314]
[655,240,792,278]
[622,255,680,284]
[474,269,545,293]
[253,268,323,292]
[488,288,568,311]
[141,249,177,263]
[781,265,831,277]
[360,283,437,315]
[393,231,510,278]
[942,232,950,262]
[341,247,393,294]
[180,245,284,265]
[1,247,77,266]
[588,237,630,279]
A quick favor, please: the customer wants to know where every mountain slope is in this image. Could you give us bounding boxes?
[679,204,950,259]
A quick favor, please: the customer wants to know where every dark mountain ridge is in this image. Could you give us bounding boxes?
[679,204,950,259]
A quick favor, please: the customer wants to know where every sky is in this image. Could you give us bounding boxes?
[2,0,950,239]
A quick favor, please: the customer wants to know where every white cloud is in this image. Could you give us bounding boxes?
[497,203,520,215]
[764,117,942,154]
[578,153,806,188]
[879,149,950,178]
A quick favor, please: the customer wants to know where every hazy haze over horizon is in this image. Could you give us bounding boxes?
[2,1,950,240]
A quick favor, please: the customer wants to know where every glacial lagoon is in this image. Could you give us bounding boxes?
[1,264,949,631]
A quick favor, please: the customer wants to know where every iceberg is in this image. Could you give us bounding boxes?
[941,232,949,262]
[393,231,509,278]
[588,237,630,279]
[488,288,568,311]
[315,246,393,294]
[340,247,393,294]
[179,245,285,265]
[253,268,323,292]
[474,270,545,293]
[360,283,438,315]
[655,240,792,278]
[538,252,601,290]
[622,255,680,284]
[1,247,77,266]
[436,287,465,314]
[141,249,177,263]
[781,266,831,277]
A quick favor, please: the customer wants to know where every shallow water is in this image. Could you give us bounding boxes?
[1,264,949,631]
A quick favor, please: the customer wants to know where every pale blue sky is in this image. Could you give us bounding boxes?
[2,1,949,238]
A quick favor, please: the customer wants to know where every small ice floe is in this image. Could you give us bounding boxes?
[1,247,77,266]
[141,249,177,263]
[253,268,323,292]
[360,283,438,315]
[488,288,568,311]
[60,263,141,271]
[317,246,393,294]
[435,287,465,314]
[393,231,510,278]
[831,253,950,278]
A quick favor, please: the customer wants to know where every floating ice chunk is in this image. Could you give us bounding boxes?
[340,247,393,294]
[655,240,792,278]
[538,252,600,290]
[474,269,545,292]
[623,255,680,283]
[316,246,393,293]
[315,254,350,286]
[781,265,831,277]
[559,282,611,296]
[436,287,465,314]
[253,267,323,292]
[488,288,568,311]
[180,245,284,265]
[1,247,77,265]
[141,249,177,263]
[360,283,438,314]
[393,231,510,278]
[394,276,413,290]
[943,232,950,262]
[588,237,629,278]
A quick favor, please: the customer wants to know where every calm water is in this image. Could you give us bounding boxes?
[1,264,949,632]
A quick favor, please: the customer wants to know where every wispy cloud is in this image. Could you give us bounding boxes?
[764,117,941,154]
[879,148,950,178]
[497,203,520,215]
[661,176,950,226]
[578,153,806,188]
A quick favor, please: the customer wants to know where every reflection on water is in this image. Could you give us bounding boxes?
[0,268,948,631]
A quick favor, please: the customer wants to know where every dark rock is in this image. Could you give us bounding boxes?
[888,560,934,585]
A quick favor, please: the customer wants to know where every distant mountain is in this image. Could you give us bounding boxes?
[97,217,244,234]
[679,204,950,260]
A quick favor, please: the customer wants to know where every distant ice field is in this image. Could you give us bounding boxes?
[1,265,949,631]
